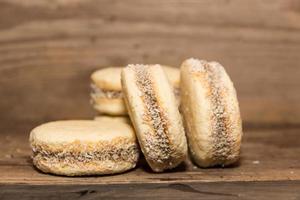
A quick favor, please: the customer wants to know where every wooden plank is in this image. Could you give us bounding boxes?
[0,122,299,185]
[1,181,300,200]
[0,0,299,125]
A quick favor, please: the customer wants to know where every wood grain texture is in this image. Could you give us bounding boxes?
[0,124,300,199]
[1,181,300,200]
[1,125,299,184]
[0,0,299,126]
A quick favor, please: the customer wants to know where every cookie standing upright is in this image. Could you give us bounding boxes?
[91,66,181,116]
[121,64,187,172]
[180,58,243,167]
[30,120,139,176]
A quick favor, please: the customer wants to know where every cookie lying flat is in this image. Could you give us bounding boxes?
[180,58,243,167]
[30,120,139,176]
[121,64,187,172]
[90,66,180,116]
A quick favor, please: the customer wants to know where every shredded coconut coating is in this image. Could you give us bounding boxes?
[185,58,206,73]
[32,143,139,164]
[189,59,238,165]
[128,64,173,164]
[90,83,123,99]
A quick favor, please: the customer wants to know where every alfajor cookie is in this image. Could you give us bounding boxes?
[30,120,139,176]
[180,58,243,167]
[121,64,187,172]
[91,67,127,115]
[90,66,180,116]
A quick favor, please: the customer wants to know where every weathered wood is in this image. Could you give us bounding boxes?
[1,125,299,185]
[0,0,299,125]
[1,181,300,200]
[1,127,300,200]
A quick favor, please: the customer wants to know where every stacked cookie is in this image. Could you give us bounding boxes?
[90,66,181,116]
[30,58,243,176]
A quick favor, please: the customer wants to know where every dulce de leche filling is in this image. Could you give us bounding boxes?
[91,84,123,99]
[32,144,139,163]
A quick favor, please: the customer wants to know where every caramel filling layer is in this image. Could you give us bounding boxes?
[91,84,123,99]
[32,145,139,163]
[131,65,172,164]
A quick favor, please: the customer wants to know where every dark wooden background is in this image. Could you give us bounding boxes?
[0,0,300,127]
[0,0,300,199]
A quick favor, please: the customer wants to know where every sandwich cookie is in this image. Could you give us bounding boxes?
[30,120,139,176]
[121,64,187,172]
[180,58,243,167]
[90,66,180,116]
[91,67,127,115]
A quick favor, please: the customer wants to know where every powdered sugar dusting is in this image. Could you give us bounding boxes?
[204,61,238,163]
[186,58,239,164]
[128,64,172,165]
[90,83,123,99]
[184,58,206,73]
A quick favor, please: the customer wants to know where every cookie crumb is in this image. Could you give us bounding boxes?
[252,160,260,164]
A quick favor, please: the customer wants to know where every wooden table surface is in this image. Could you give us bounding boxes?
[0,0,299,199]
[1,124,300,199]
